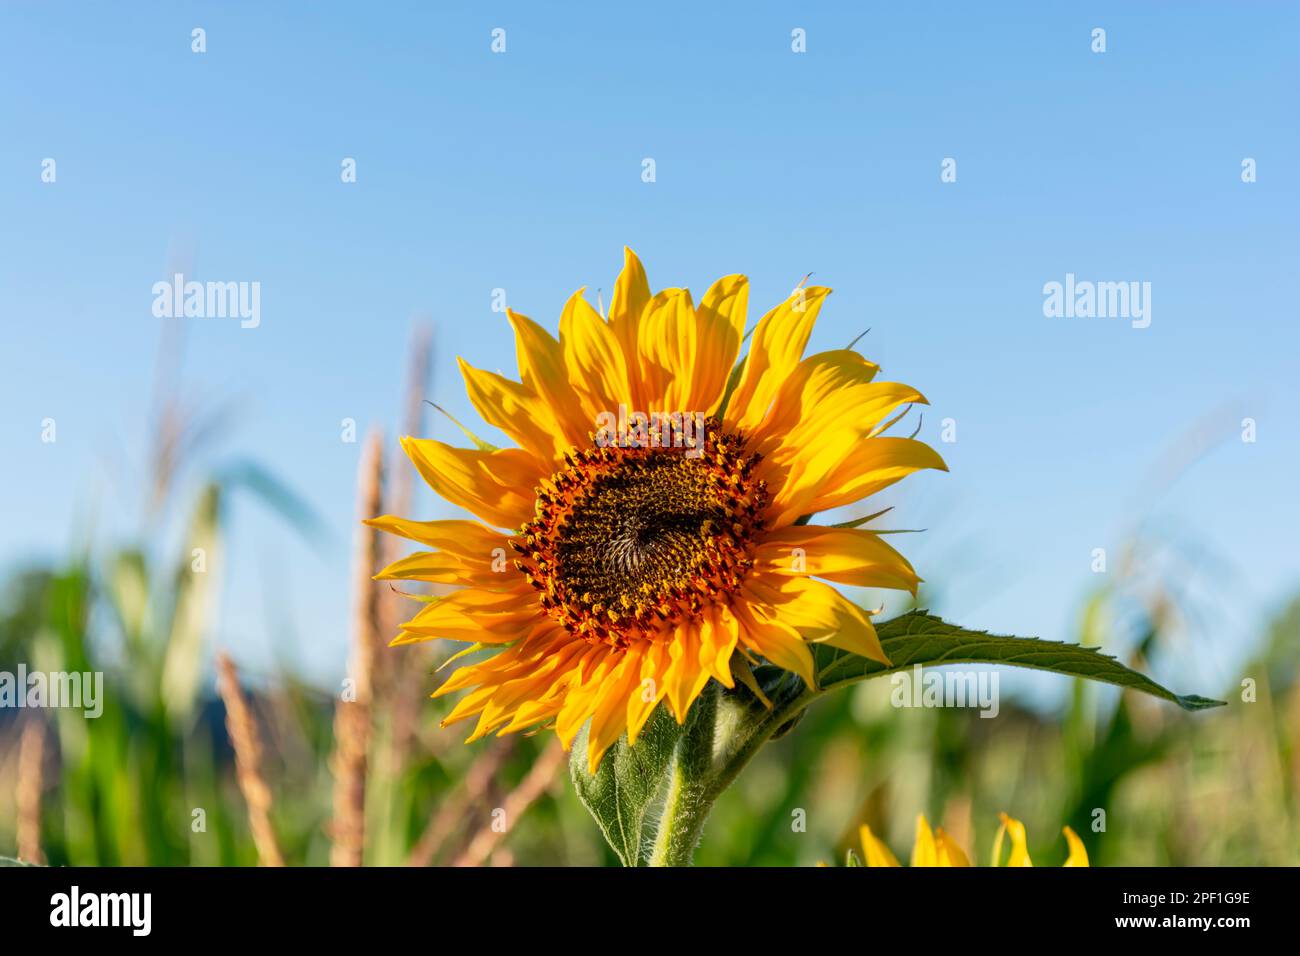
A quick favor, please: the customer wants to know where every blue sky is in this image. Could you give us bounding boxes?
[2,2,1297,698]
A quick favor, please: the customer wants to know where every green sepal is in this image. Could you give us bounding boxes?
[568,705,684,866]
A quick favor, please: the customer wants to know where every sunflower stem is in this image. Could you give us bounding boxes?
[646,679,821,866]
[648,683,719,866]
[704,682,817,805]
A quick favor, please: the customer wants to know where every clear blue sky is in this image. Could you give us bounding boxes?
[2,2,1297,698]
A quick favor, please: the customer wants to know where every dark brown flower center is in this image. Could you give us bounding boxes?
[511,419,767,646]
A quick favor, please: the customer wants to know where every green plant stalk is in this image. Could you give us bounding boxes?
[646,762,702,866]
[648,679,815,866]
[648,683,718,866]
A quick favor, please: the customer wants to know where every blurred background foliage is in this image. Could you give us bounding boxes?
[1,328,1296,867]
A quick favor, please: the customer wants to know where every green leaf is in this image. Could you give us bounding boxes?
[0,856,38,867]
[569,705,683,866]
[160,483,222,721]
[814,611,1225,711]
[215,460,329,546]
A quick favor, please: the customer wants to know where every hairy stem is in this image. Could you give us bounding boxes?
[706,683,816,804]
[648,678,819,866]
[648,683,718,866]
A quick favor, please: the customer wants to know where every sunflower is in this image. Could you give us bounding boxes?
[367,248,947,773]
[858,813,1090,867]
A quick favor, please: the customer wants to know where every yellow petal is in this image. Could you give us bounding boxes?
[935,827,971,867]
[690,274,749,415]
[396,586,541,643]
[626,640,670,744]
[506,309,590,446]
[769,436,948,529]
[364,516,504,556]
[555,646,621,747]
[458,357,568,464]
[756,525,920,594]
[608,247,651,383]
[1062,825,1089,867]
[751,349,881,447]
[373,550,519,591]
[464,650,577,741]
[585,646,646,773]
[730,653,772,709]
[993,813,1034,867]
[399,437,541,530]
[635,288,697,412]
[663,620,711,723]
[441,631,587,737]
[911,814,938,867]
[559,287,632,420]
[743,574,888,665]
[858,824,901,867]
[725,286,830,435]
[435,621,577,702]
[756,376,933,510]
[731,600,817,686]
[697,605,739,687]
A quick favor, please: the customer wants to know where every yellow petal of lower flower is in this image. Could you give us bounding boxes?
[911,814,939,867]
[1062,825,1089,867]
[724,286,830,435]
[859,824,901,867]
[852,811,1081,869]
[935,827,971,867]
[995,813,1034,867]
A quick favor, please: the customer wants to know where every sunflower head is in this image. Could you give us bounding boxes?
[369,248,947,773]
